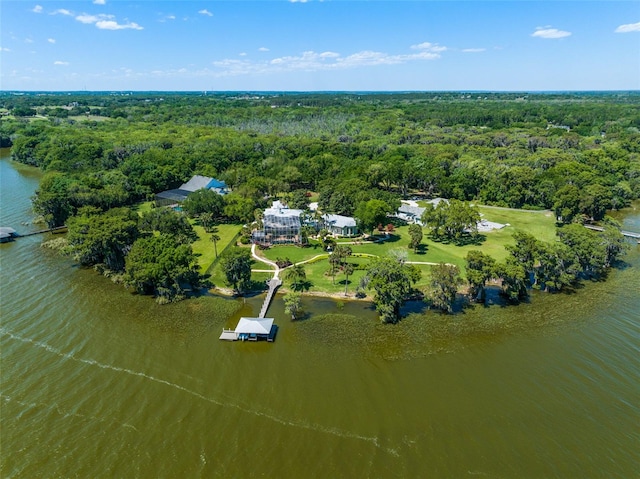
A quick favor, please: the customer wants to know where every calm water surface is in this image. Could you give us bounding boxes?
[1,150,639,478]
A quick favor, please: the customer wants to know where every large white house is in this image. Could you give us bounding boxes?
[322,213,358,237]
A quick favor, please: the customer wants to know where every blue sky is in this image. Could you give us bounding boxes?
[2,1,639,91]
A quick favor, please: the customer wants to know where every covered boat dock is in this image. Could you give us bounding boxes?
[219,317,278,342]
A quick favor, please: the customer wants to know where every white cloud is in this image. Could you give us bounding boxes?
[258,47,270,52]
[198,9,213,17]
[76,13,142,30]
[32,5,43,13]
[1,47,11,52]
[25,38,34,44]
[51,9,73,16]
[93,0,106,4]
[615,22,640,33]
[48,38,56,44]
[410,42,447,52]
[531,27,571,39]
[239,52,247,56]
[96,20,143,30]
[462,48,486,53]
[76,14,102,24]
[213,47,441,76]
[54,61,69,66]
[290,0,309,3]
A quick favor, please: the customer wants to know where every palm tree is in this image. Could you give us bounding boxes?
[283,263,306,291]
[199,212,215,232]
[210,227,221,258]
[343,263,355,296]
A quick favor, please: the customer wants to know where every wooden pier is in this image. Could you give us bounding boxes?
[584,225,640,242]
[1,226,67,242]
[259,278,282,318]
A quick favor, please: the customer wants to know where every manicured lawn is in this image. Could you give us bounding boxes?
[191,223,242,273]
[260,243,327,264]
[258,205,558,289]
[207,248,272,292]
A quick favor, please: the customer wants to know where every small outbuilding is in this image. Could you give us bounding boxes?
[219,317,277,342]
[0,227,18,243]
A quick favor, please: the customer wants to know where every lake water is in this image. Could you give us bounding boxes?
[1,149,639,478]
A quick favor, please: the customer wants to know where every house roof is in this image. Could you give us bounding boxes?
[323,214,356,229]
[264,206,304,219]
[235,317,274,335]
[180,175,213,192]
[206,178,227,189]
[155,189,191,202]
[398,204,426,217]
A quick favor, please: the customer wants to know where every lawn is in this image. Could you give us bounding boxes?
[191,223,242,273]
[207,256,272,292]
[258,205,558,288]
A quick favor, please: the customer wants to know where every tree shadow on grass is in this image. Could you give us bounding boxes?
[427,233,486,247]
[415,243,429,255]
[291,280,313,292]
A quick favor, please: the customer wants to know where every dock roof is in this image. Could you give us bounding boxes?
[235,317,274,335]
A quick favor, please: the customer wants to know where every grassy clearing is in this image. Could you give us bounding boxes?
[191,223,242,273]
[258,206,558,288]
[207,250,272,292]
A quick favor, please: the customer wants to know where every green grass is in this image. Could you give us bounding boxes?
[207,252,272,292]
[133,201,155,215]
[257,205,558,290]
[260,243,327,264]
[191,223,242,273]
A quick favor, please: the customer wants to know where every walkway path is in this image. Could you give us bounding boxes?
[251,244,280,279]
[250,244,283,318]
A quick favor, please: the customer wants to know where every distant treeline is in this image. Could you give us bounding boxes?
[1,92,639,228]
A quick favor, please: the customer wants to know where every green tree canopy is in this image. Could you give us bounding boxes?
[124,234,201,304]
[355,199,393,236]
[139,208,197,244]
[428,263,462,313]
[363,255,420,324]
[66,207,139,272]
[219,247,252,293]
[181,188,225,219]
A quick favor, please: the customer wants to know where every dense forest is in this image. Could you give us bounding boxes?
[2,91,639,227]
[1,91,638,307]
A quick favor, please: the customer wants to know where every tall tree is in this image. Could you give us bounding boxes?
[283,263,307,292]
[534,242,578,292]
[465,250,496,303]
[495,258,528,303]
[343,263,355,296]
[363,256,421,324]
[428,263,462,313]
[210,227,221,258]
[219,248,252,294]
[32,172,75,227]
[355,199,393,236]
[283,291,302,320]
[408,224,423,253]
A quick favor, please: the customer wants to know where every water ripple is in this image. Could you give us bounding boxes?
[0,328,399,457]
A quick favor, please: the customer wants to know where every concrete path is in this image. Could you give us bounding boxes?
[251,244,280,279]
